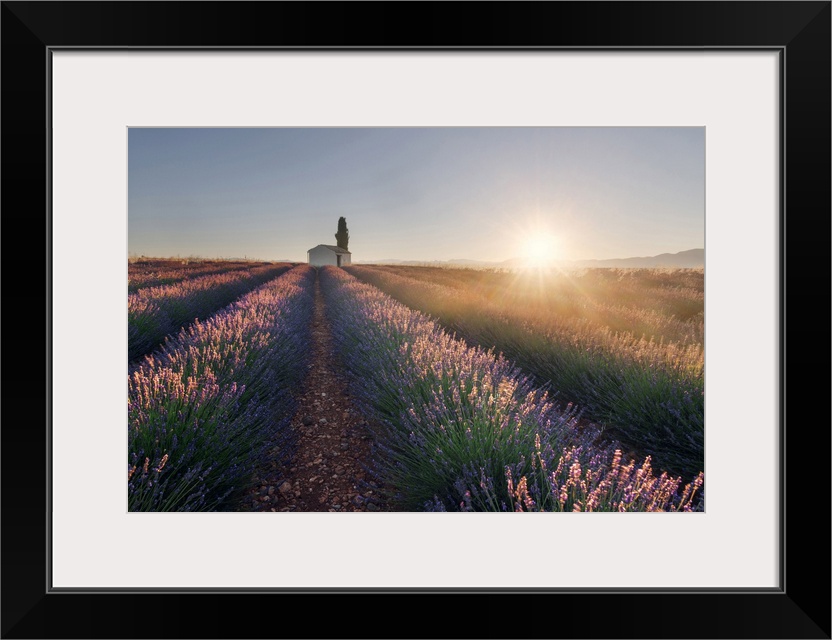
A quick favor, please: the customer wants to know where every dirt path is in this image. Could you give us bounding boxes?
[237,270,391,512]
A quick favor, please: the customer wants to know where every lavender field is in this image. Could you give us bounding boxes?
[128,259,704,512]
[128,264,314,511]
[128,258,257,293]
[321,266,703,511]
[128,262,292,361]
[346,265,705,481]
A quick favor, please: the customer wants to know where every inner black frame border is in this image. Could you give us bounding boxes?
[2,2,829,638]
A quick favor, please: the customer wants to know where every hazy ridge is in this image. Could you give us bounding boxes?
[358,248,704,269]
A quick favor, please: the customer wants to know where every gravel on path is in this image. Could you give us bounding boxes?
[237,269,391,513]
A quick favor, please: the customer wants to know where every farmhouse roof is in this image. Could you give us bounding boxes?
[310,244,351,254]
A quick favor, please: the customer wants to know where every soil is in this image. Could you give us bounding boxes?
[236,271,392,513]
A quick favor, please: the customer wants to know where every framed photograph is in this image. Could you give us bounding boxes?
[3,2,829,638]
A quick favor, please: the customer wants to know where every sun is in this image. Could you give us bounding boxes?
[523,233,559,267]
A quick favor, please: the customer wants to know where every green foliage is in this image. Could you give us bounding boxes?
[335,216,349,250]
[346,265,705,481]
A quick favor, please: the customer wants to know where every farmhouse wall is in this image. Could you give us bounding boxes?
[308,245,339,266]
[308,245,352,267]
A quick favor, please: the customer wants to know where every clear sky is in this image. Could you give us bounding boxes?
[128,127,704,263]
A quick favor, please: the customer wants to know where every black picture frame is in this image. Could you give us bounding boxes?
[2,2,829,638]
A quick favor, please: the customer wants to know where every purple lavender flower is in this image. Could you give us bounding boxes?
[128,266,315,511]
[319,266,703,512]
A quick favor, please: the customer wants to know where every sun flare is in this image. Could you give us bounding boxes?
[523,234,559,267]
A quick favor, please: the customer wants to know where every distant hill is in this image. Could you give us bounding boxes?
[356,258,484,266]
[570,248,704,268]
[358,249,704,269]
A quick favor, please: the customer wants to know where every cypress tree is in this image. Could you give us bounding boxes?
[335,217,349,251]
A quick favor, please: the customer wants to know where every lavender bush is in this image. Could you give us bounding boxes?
[346,265,704,480]
[128,265,314,511]
[128,260,258,293]
[320,266,703,512]
[128,263,290,361]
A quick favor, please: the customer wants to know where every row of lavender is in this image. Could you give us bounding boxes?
[128,265,315,511]
[346,265,704,481]
[128,263,291,361]
[320,266,703,512]
[128,260,257,293]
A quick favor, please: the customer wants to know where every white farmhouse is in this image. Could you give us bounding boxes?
[307,244,352,267]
